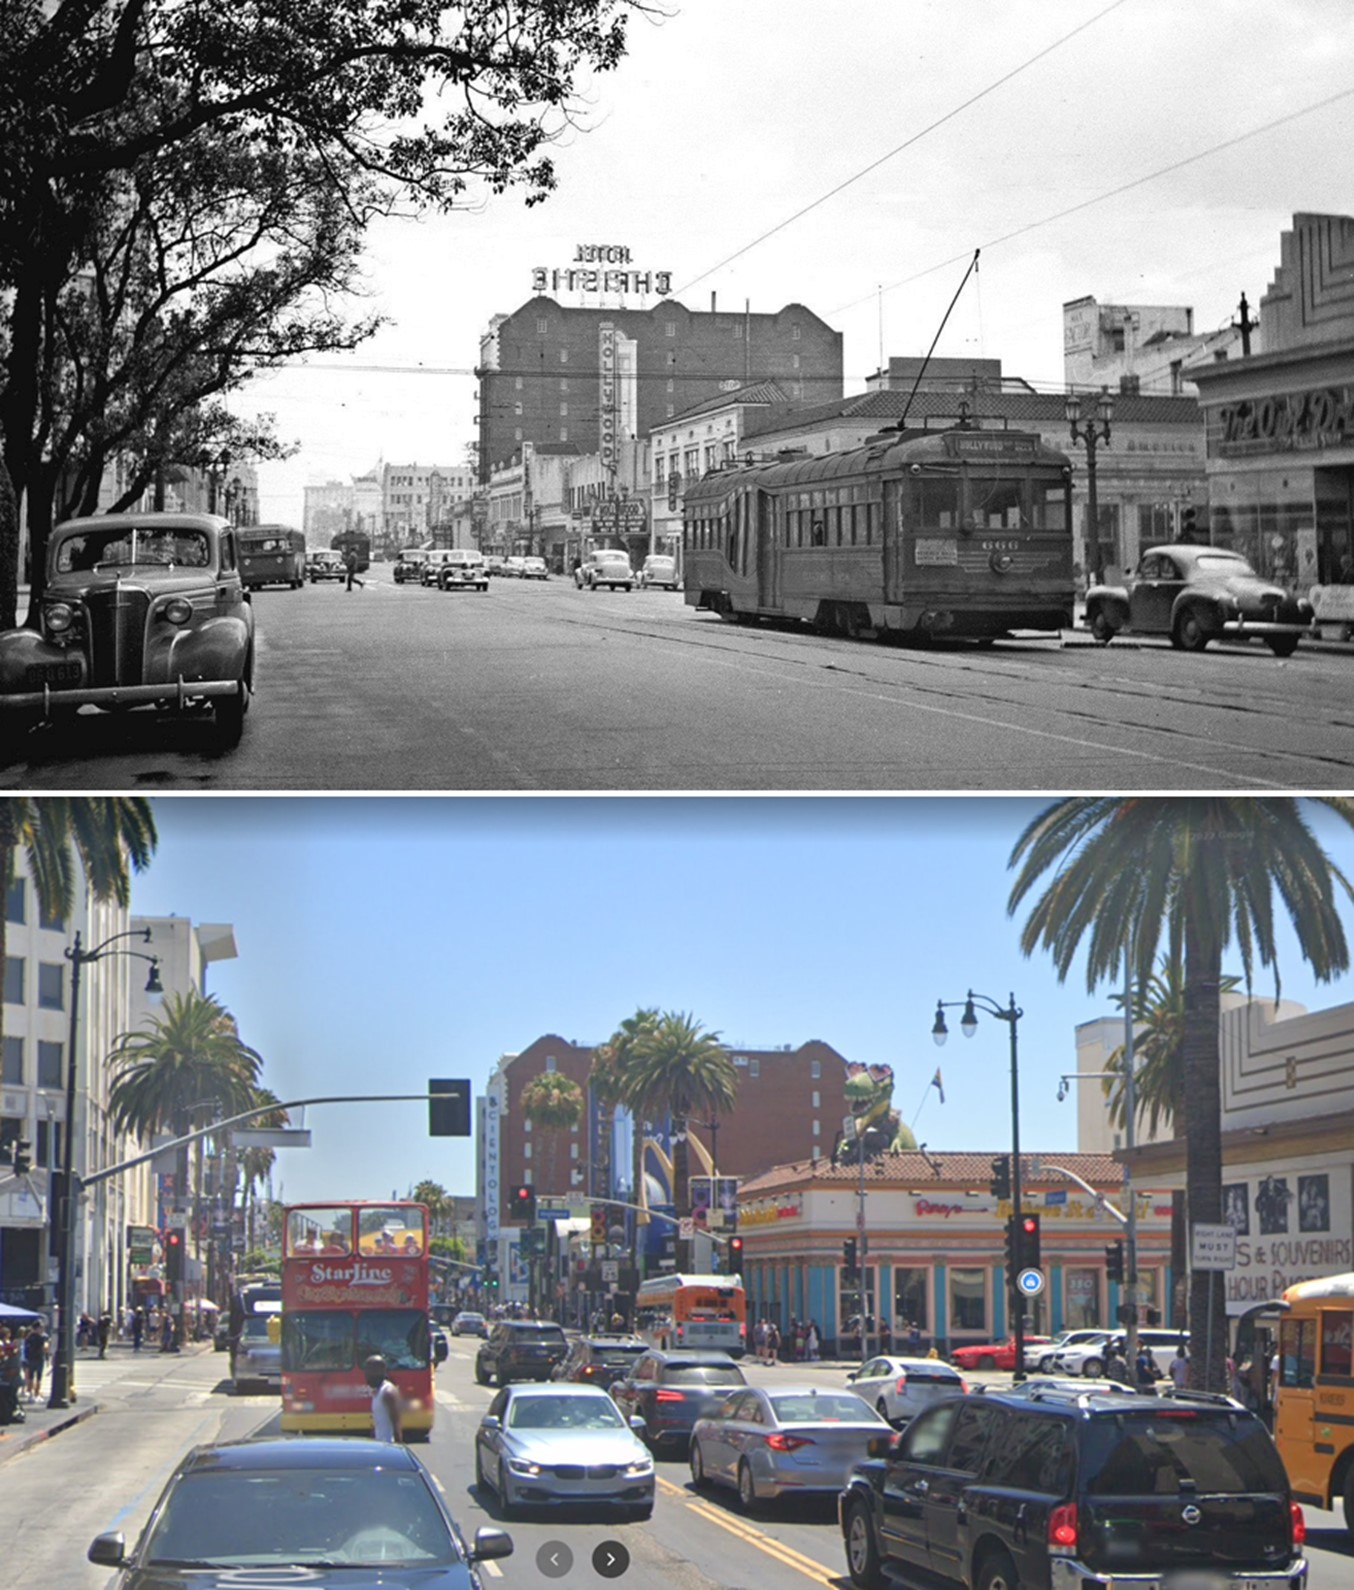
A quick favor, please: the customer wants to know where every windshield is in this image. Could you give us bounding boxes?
[55,527,211,572]
[1196,553,1254,574]
[1083,1413,1289,1495]
[142,1467,456,1568]
[507,1395,624,1430]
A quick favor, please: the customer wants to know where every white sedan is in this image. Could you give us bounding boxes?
[844,1355,967,1426]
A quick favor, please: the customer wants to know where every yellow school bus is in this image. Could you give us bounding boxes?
[1274,1271,1354,1531]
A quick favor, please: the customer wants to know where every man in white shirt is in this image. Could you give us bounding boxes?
[1170,1345,1189,1390]
[363,1355,403,1443]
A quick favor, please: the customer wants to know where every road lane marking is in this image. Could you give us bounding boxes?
[653,1474,838,1586]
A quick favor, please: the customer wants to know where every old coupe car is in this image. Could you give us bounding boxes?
[1084,543,1316,655]
[575,548,635,590]
[306,550,346,582]
[0,512,254,746]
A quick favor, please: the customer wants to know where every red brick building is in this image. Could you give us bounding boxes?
[476,297,843,482]
[490,1034,854,1230]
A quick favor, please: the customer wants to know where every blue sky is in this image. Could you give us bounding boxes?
[130,797,1354,1205]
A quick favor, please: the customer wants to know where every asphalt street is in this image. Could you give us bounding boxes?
[4,573,1354,791]
[5,1335,1354,1590]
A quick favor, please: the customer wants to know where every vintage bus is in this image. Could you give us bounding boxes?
[331,530,372,573]
[1274,1271,1354,1531]
[683,418,1075,643]
[635,1273,747,1358]
[279,1201,434,1439]
[238,524,307,589]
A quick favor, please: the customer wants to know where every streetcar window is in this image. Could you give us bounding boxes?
[917,479,960,529]
[846,504,858,546]
[826,506,840,546]
[1030,479,1070,531]
[969,475,1023,529]
[729,522,740,570]
[866,502,880,546]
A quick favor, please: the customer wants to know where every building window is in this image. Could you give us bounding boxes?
[894,1267,930,1333]
[560,379,569,392]
[812,1119,820,1137]
[812,1090,820,1109]
[37,1040,62,1089]
[38,901,65,931]
[570,1121,579,1133]
[666,406,674,418]
[36,1118,60,1169]
[667,352,676,366]
[560,349,569,364]
[665,321,676,337]
[667,380,674,394]
[545,1056,557,1073]
[524,1118,532,1132]
[515,376,523,390]
[524,1169,534,1185]
[749,1058,760,1078]
[1063,1267,1102,1329]
[514,429,522,442]
[560,403,568,416]
[37,963,63,1011]
[514,402,523,416]
[570,1141,579,1160]
[948,1267,986,1332]
[792,353,800,370]
[733,323,743,339]
[810,1059,821,1079]
[537,317,548,334]
[523,1142,532,1159]
[792,324,802,340]
[4,957,23,1005]
[0,1117,19,1161]
[5,877,23,924]
[2,1036,21,1085]
[560,427,568,441]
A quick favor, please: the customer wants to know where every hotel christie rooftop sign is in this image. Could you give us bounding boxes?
[533,244,673,299]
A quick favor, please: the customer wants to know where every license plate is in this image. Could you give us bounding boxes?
[1155,1575,1275,1590]
[25,661,81,686]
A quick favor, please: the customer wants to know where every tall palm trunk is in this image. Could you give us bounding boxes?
[1183,910,1227,1390]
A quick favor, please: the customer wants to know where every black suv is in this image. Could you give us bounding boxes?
[475,1320,568,1386]
[609,1349,746,1452]
[839,1386,1307,1590]
[553,1333,648,1386]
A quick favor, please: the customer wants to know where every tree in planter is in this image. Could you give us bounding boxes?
[0,0,642,626]
[1009,796,1354,1390]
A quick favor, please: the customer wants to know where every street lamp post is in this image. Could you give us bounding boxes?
[933,991,1027,1382]
[48,929,161,1409]
[1065,388,1114,585]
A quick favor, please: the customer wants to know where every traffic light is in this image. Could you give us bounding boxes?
[1105,1240,1125,1283]
[164,1229,183,1286]
[12,1139,31,1175]
[427,1078,471,1137]
[591,1204,607,1243]
[1179,505,1198,543]
[1003,1216,1017,1272]
[842,1237,857,1277]
[728,1235,744,1265]
[989,1155,1011,1200]
[1019,1212,1041,1269]
[511,1184,536,1223]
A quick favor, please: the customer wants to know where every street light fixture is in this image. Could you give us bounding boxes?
[48,928,161,1409]
[933,989,1028,1382]
[1065,387,1114,584]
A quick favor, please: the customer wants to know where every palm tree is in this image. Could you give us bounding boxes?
[591,1007,659,1201]
[624,1011,737,1247]
[1101,958,1242,1328]
[0,798,157,1045]
[411,1179,451,1235]
[1009,797,1354,1389]
[519,1072,585,1197]
[234,1088,288,1269]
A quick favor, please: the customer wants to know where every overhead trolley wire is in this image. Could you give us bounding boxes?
[672,0,1132,297]
[830,84,1354,317]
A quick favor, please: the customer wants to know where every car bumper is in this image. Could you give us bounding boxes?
[505,1473,654,1509]
[1220,618,1315,638]
[1049,1559,1307,1590]
[2,677,242,712]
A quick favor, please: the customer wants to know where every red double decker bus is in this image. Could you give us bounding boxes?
[280,1201,434,1439]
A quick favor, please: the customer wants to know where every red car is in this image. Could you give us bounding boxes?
[948,1335,1051,1372]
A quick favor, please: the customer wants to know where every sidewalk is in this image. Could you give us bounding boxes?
[0,1338,214,1465]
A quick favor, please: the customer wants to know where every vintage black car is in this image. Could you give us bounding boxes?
[1084,543,1316,656]
[0,512,254,746]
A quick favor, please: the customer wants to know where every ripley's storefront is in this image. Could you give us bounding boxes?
[1191,213,1354,634]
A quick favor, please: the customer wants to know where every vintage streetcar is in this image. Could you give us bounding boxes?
[683,420,1075,642]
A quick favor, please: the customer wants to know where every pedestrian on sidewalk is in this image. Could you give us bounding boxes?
[22,1320,48,1399]
[766,1320,780,1364]
[131,1309,144,1352]
[97,1311,112,1359]
[344,548,364,591]
[805,1319,820,1361]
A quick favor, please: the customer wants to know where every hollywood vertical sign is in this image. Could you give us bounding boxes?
[599,322,617,477]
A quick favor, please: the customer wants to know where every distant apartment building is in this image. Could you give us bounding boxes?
[381,462,475,552]
[477,295,843,484]
[1063,296,1244,395]
[302,480,354,546]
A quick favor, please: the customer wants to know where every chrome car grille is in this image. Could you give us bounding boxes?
[83,585,150,686]
[551,1464,619,1480]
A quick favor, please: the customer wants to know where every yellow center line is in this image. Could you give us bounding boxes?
[653,1474,839,1586]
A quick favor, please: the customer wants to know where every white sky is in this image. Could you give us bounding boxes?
[234,0,1354,525]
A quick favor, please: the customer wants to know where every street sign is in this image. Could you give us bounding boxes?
[1191,1222,1237,1271]
[602,1260,619,1284]
[1017,1267,1045,1297]
[679,1218,694,1239]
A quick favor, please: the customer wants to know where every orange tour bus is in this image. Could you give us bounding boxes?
[634,1272,747,1358]
[280,1201,434,1439]
[1274,1270,1354,1530]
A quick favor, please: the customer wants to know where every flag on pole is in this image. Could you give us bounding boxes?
[931,1068,945,1105]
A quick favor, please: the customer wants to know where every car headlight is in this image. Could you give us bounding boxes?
[45,602,75,633]
[622,1457,653,1476]
[162,598,193,625]
[507,1459,542,1476]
